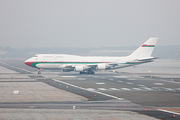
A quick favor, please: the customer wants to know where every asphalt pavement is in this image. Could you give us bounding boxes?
[0,59,180,120]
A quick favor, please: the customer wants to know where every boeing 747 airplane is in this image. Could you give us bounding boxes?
[25,37,158,74]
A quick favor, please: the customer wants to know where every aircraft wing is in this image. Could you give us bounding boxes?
[87,63,119,70]
[87,64,97,68]
[107,63,119,66]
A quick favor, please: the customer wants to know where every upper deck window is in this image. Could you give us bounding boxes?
[57,56,63,58]
[44,56,53,58]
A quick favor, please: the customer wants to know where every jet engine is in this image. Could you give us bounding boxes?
[97,64,106,70]
[74,66,84,72]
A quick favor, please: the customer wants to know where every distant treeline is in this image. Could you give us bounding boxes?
[0,45,179,59]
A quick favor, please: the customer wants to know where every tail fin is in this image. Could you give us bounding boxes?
[129,37,158,58]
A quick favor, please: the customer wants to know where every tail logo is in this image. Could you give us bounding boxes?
[141,44,155,47]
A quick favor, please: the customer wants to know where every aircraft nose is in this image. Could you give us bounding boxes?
[25,61,28,65]
[25,60,34,67]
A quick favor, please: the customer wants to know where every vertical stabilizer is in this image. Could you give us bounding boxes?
[129,37,158,58]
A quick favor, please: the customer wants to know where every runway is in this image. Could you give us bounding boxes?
[0,59,180,119]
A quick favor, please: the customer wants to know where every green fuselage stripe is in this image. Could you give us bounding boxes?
[122,62,141,65]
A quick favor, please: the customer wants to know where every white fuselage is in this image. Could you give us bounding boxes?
[25,54,138,69]
[24,37,158,74]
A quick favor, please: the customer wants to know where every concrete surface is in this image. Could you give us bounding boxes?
[0,66,88,103]
[0,109,159,120]
[0,59,180,119]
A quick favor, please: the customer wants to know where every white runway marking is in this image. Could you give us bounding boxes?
[61,76,76,78]
[96,83,105,85]
[138,84,145,86]
[109,88,118,90]
[126,82,134,84]
[135,76,144,78]
[157,109,180,115]
[86,88,96,91]
[117,81,123,82]
[113,76,128,78]
[160,79,180,84]
[151,87,159,89]
[153,83,164,85]
[132,88,141,90]
[128,78,136,80]
[98,88,107,91]
[139,76,145,78]
[77,78,86,80]
[162,88,173,91]
[175,88,180,90]
[121,88,130,90]
[142,87,151,90]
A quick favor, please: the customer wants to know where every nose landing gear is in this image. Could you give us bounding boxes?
[37,68,41,74]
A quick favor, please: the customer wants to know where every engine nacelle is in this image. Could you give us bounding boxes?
[97,64,106,70]
[74,66,84,72]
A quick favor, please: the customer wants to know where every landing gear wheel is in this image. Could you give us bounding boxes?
[89,71,95,74]
[80,71,85,74]
[38,71,41,74]
[37,68,41,74]
[87,71,95,74]
[79,71,95,74]
[91,71,95,74]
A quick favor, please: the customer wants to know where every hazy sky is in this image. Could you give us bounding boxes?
[0,0,180,48]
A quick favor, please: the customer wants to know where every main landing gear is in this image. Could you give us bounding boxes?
[37,68,41,74]
[79,71,95,74]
